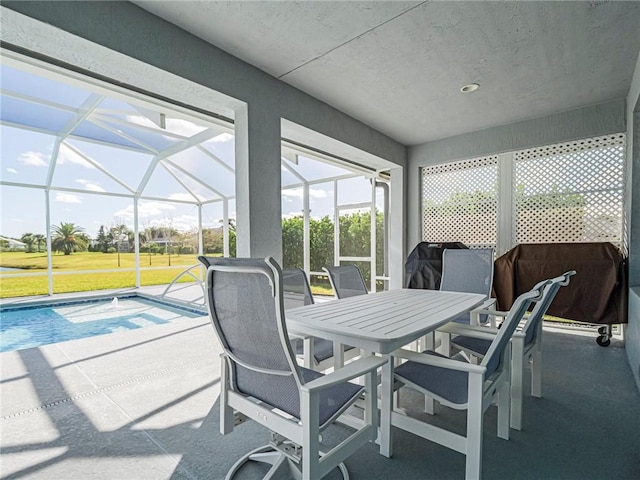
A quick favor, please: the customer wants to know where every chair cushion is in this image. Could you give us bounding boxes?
[295,338,356,364]
[451,335,492,356]
[300,367,364,426]
[235,365,361,426]
[394,351,470,405]
[450,313,472,324]
[450,312,490,325]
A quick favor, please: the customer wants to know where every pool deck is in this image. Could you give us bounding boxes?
[1,287,639,479]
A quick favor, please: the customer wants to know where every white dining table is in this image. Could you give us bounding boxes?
[286,288,486,458]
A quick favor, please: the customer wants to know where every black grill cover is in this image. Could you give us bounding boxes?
[405,242,468,290]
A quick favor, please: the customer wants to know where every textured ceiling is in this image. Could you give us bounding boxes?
[133,1,640,146]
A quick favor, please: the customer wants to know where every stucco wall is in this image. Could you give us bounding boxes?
[625,50,640,393]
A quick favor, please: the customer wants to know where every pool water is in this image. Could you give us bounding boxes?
[0,296,207,353]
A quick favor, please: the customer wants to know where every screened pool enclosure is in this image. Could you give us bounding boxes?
[0,54,389,298]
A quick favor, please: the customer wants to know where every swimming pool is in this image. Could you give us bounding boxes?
[0,295,207,353]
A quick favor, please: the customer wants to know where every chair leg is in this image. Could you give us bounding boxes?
[333,342,345,370]
[510,354,524,431]
[466,373,484,480]
[437,331,451,356]
[303,337,314,369]
[423,331,435,351]
[424,395,435,415]
[531,349,543,398]
[497,380,510,440]
[301,391,320,480]
[220,357,234,434]
[510,338,525,431]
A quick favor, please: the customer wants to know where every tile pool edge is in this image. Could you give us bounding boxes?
[0,292,208,316]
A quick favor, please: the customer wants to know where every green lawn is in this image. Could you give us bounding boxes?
[0,251,204,298]
[0,251,198,270]
[0,251,337,299]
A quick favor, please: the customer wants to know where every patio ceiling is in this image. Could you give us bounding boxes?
[133,1,640,146]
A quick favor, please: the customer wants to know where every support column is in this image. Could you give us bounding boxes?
[234,104,283,262]
[389,166,405,289]
[134,198,140,287]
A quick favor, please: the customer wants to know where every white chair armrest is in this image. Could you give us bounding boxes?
[470,298,497,314]
[437,323,500,341]
[438,322,500,336]
[392,348,486,374]
[470,307,509,318]
[301,355,387,393]
[470,298,499,326]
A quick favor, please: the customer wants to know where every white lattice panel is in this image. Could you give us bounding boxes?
[514,134,625,246]
[421,156,498,248]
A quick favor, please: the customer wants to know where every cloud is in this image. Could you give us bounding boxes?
[55,192,82,204]
[282,212,304,220]
[168,192,196,202]
[17,151,48,167]
[6,168,18,174]
[58,144,95,169]
[282,189,303,198]
[114,201,176,220]
[125,114,208,138]
[140,213,199,232]
[166,118,209,137]
[124,114,156,129]
[113,201,199,231]
[168,214,199,231]
[210,132,234,144]
[76,179,106,192]
[281,188,329,199]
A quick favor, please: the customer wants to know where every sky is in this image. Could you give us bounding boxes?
[0,64,378,240]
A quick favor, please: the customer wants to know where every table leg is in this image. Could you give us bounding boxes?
[303,337,314,369]
[333,342,345,370]
[379,354,394,458]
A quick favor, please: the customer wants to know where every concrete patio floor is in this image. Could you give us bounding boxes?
[1,291,639,479]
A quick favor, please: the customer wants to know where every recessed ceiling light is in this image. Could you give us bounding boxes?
[460,83,480,93]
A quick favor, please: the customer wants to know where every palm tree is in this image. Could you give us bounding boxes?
[20,233,35,253]
[51,222,87,255]
[33,234,46,253]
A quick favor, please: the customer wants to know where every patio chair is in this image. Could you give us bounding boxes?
[392,281,547,480]
[433,248,496,356]
[440,248,495,325]
[282,268,357,371]
[441,270,576,430]
[204,257,386,480]
[322,265,369,299]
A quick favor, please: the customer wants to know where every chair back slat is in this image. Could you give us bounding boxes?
[440,248,494,296]
[482,282,547,377]
[282,268,314,309]
[523,270,576,345]
[323,265,368,299]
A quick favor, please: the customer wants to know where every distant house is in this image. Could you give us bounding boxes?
[0,236,26,250]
